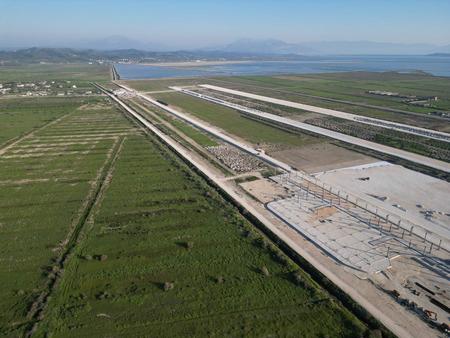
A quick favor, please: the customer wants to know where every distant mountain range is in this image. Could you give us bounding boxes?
[0,47,308,65]
[73,36,170,51]
[428,53,450,57]
[216,39,450,55]
[1,36,450,56]
[1,37,450,65]
[216,39,317,55]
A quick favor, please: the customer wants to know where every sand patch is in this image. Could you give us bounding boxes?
[239,178,288,203]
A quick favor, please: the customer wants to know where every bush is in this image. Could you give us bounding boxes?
[163,282,174,291]
[255,237,268,249]
[95,254,108,261]
[261,266,270,277]
[96,291,109,300]
[292,271,306,287]
[274,251,288,266]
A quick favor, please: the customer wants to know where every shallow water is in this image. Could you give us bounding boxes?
[115,55,450,79]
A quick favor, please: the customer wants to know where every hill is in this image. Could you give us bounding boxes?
[0,47,308,65]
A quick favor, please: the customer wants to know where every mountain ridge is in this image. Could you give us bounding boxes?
[1,36,449,55]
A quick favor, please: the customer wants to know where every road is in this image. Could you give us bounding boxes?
[99,83,418,338]
[111,65,120,81]
[200,84,450,143]
[173,86,450,173]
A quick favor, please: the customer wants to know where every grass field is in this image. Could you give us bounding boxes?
[151,92,322,149]
[210,72,450,112]
[126,98,218,148]
[0,64,110,82]
[121,78,201,92]
[0,97,137,336]
[169,118,218,147]
[35,133,366,337]
[0,97,99,147]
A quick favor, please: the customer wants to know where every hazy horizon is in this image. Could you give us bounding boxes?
[1,0,450,51]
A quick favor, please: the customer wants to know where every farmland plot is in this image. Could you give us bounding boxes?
[0,97,137,336]
[36,134,366,337]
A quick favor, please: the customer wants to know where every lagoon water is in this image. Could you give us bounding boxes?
[115,55,450,79]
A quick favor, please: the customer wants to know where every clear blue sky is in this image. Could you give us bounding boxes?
[1,0,450,48]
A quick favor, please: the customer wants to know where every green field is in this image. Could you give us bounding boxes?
[169,118,218,147]
[36,134,366,337]
[0,97,137,336]
[211,72,450,111]
[0,97,100,147]
[0,64,110,82]
[152,92,322,148]
[121,78,201,92]
[127,98,218,148]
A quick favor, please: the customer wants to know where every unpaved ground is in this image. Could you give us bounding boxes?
[239,178,288,203]
[372,255,450,329]
[239,178,442,338]
[314,205,338,219]
[270,142,376,173]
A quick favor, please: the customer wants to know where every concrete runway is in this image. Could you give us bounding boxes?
[200,84,450,143]
[173,86,450,173]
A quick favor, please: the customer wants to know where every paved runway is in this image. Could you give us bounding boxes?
[200,84,450,143]
[172,86,450,173]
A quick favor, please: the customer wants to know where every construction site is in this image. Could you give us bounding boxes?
[108,80,450,337]
[4,66,447,337]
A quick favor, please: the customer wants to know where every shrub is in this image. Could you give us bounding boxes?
[96,254,108,261]
[261,266,270,277]
[292,271,306,287]
[256,238,268,249]
[96,291,109,300]
[274,251,288,266]
[163,282,174,291]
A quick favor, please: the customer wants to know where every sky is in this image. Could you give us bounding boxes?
[1,0,450,49]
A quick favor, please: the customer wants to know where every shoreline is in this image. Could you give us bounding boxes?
[136,60,253,67]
